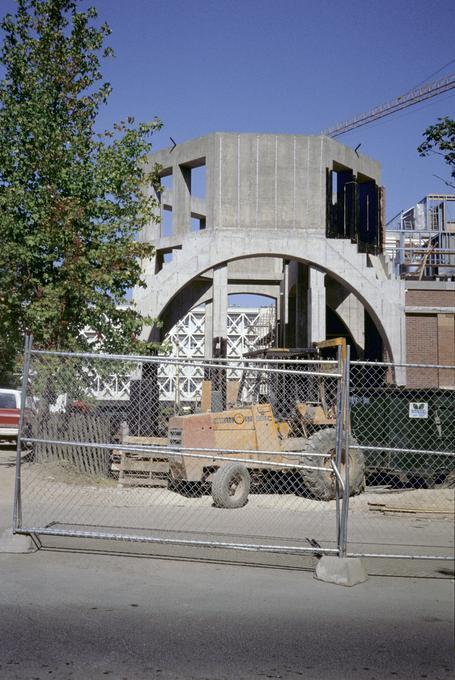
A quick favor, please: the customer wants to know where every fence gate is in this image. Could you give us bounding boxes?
[14,339,351,562]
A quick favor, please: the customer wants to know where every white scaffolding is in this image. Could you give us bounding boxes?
[385,195,455,280]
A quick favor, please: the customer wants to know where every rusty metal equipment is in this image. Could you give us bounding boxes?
[168,339,365,508]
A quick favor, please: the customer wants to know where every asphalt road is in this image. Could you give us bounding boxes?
[1,459,454,680]
[1,546,454,680]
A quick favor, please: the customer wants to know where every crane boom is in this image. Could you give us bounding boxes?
[322,72,455,138]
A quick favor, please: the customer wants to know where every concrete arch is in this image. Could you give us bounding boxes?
[135,230,405,363]
[160,283,277,339]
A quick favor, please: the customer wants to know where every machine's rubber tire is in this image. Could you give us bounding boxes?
[440,470,455,488]
[299,428,365,501]
[211,462,251,509]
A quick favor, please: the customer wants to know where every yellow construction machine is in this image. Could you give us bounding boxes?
[168,339,365,507]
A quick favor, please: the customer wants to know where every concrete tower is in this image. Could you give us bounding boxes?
[134,132,405,366]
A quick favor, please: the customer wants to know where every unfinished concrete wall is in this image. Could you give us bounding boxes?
[134,133,405,367]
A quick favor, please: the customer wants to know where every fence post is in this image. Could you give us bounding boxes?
[334,345,344,553]
[339,345,351,557]
[13,334,33,532]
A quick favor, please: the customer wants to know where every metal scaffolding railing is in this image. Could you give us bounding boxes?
[385,195,455,280]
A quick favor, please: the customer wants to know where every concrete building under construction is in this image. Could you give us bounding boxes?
[133,132,454,387]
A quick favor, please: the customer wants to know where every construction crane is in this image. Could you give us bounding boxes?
[322,72,455,138]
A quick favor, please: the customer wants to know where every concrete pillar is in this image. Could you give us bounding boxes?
[326,281,365,356]
[204,300,213,358]
[295,263,309,346]
[279,262,289,347]
[213,264,228,339]
[173,164,191,235]
[336,293,365,354]
[279,262,326,347]
[205,263,228,357]
[307,268,326,344]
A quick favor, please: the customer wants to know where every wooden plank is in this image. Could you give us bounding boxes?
[91,416,99,475]
[79,416,89,474]
[226,380,240,406]
[94,417,104,475]
[93,419,99,473]
[368,503,454,515]
[120,460,169,473]
[115,446,170,487]
[82,416,92,474]
[117,452,168,461]
[114,452,168,461]
[101,417,111,476]
[201,380,212,413]
[119,477,168,487]
[68,417,80,472]
[123,436,168,446]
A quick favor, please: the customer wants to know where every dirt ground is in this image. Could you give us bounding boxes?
[1,457,454,575]
[19,459,455,512]
[0,459,446,570]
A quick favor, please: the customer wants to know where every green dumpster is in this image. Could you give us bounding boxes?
[350,387,455,486]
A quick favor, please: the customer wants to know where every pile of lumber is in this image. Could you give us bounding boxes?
[368,502,454,516]
[111,436,169,488]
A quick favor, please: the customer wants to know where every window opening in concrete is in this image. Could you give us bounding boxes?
[159,171,172,191]
[327,164,355,240]
[327,165,382,255]
[189,162,206,199]
[155,246,181,273]
[162,206,173,237]
[357,174,381,254]
[335,163,355,239]
[331,171,338,205]
[191,214,206,231]
[159,170,173,237]
[176,158,206,233]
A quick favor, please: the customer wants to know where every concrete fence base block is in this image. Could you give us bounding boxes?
[0,528,36,554]
[315,556,368,586]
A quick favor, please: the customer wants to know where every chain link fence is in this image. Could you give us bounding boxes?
[347,361,454,560]
[14,341,351,558]
[13,340,454,562]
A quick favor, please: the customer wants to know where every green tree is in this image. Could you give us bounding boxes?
[0,0,162,384]
[418,116,455,186]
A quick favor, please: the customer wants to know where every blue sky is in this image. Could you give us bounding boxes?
[2,0,454,220]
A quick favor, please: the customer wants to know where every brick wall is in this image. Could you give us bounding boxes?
[437,314,455,388]
[406,289,454,307]
[406,315,438,387]
[406,313,455,388]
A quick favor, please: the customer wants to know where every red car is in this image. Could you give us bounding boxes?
[0,389,21,441]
